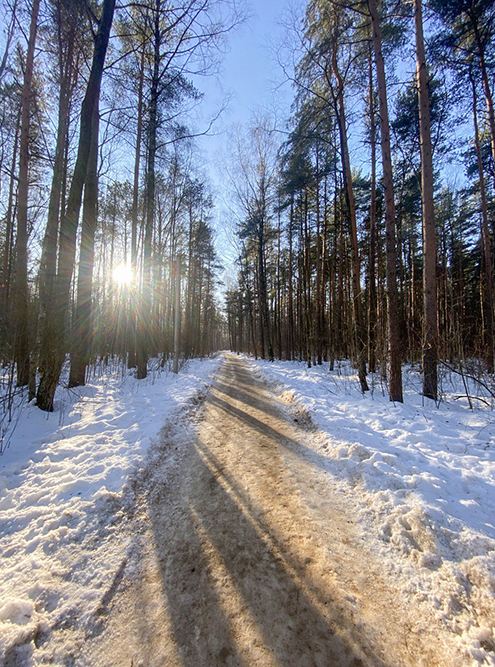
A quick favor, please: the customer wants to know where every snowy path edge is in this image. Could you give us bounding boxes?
[0,354,223,663]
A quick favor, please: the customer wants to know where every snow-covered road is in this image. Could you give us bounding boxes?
[1,353,494,665]
[246,355,495,665]
[86,355,492,666]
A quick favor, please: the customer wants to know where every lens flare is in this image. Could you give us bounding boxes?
[112,262,133,286]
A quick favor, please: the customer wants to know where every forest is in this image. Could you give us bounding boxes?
[1,0,495,415]
[224,0,495,405]
[0,0,241,415]
[2,2,495,662]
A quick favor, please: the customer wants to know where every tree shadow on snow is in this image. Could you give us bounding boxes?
[138,356,394,667]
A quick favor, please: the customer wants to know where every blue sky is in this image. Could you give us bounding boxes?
[194,0,295,176]
[192,0,297,286]
[214,0,293,124]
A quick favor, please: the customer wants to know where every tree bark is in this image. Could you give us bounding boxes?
[128,45,145,368]
[0,107,20,350]
[36,0,116,411]
[287,199,294,360]
[368,0,403,402]
[468,11,495,190]
[173,257,181,373]
[256,184,273,361]
[471,73,494,372]
[38,1,76,382]
[15,0,41,388]
[331,51,368,392]
[414,0,438,400]
[367,44,377,375]
[137,2,161,380]
[68,103,99,387]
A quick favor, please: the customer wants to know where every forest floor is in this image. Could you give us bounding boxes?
[1,353,494,665]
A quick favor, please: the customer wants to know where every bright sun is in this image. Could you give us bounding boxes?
[112,262,133,286]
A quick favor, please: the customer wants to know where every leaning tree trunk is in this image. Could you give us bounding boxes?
[15,0,41,389]
[368,0,403,402]
[414,0,438,401]
[36,0,116,411]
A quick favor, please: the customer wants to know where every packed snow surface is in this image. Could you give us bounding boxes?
[1,353,495,665]
[245,356,495,665]
[0,356,221,662]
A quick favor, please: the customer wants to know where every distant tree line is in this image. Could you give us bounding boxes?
[225,0,495,402]
[0,0,240,410]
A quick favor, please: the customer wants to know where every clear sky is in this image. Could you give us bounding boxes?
[194,0,296,181]
[213,0,293,123]
[192,0,298,289]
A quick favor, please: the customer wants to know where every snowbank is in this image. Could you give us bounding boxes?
[0,356,221,662]
[245,356,495,665]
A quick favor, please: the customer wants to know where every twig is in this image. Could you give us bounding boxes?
[440,360,495,400]
[454,395,490,406]
[459,360,473,410]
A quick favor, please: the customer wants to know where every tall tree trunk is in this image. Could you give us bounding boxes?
[137,2,160,379]
[184,204,194,357]
[287,199,294,360]
[68,104,99,387]
[368,0,403,402]
[471,73,494,372]
[367,44,377,375]
[36,0,116,411]
[0,0,19,82]
[331,52,368,391]
[468,11,495,189]
[337,182,345,360]
[315,145,324,365]
[257,204,273,361]
[303,191,312,367]
[0,107,20,351]
[257,246,266,359]
[173,257,181,373]
[276,203,283,359]
[15,0,41,388]
[128,46,145,369]
[38,7,76,381]
[321,175,329,362]
[238,292,244,352]
[414,0,438,400]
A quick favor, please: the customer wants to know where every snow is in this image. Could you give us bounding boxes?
[245,355,495,665]
[0,356,221,663]
[2,352,495,664]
